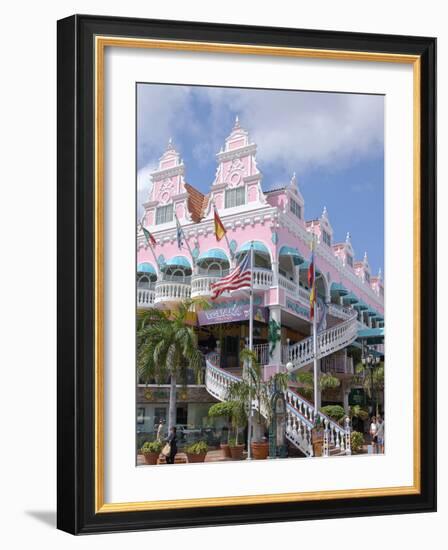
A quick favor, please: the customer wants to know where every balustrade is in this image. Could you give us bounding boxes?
[137,287,155,308]
[154,280,191,303]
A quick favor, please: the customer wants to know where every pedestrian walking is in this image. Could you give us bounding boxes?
[164,426,178,465]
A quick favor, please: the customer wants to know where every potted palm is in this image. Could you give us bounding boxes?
[228,349,288,460]
[140,440,163,465]
[185,440,208,463]
[208,401,234,458]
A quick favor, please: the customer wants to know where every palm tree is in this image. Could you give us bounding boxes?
[137,300,205,429]
[227,349,289,442]
[354,361,384,416]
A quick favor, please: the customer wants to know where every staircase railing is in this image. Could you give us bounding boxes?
[286,309,358,372]
[285,390,351,455]
[285,404,315,456]
[204,353,351,457]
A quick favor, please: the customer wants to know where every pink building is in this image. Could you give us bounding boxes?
[137,119,384,457]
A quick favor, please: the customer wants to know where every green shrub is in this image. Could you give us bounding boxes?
[208,401,235,418]
[351,431,365,454]
[320,405,346,421]
[227,437,238,447]
[141,440,163,454]
[185,440,208,454]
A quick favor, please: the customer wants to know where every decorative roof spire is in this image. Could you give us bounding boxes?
[234,114,240,129]
[322,205,328,217]
[345,231,351,243]
[167,137,174,151]
[290,172,297,187]
[363,251,368,264]
[378,267,382,281]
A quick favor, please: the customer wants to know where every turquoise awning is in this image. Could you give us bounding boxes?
[342,292,358,304]
[237,241,271,256]
[330,282,349,296]
[137,262,156,274]
[366,307,377,316]
[278,246,305,265]
[353,300,368,311]
[197,249,229,263]
[357,327,385,344]
[163,256,192,269]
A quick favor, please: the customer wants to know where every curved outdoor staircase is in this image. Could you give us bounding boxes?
[205,353,351,458]
[285,306,358,373]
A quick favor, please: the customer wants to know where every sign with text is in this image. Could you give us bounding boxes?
[198,304,268,326]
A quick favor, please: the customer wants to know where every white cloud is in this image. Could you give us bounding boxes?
[137,162,157,219]
[137,84,384,186]
[197,87,384,175]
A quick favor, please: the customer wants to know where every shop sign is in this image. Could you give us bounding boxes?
[198,304,268,326]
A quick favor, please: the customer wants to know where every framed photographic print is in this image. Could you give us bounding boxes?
[57,14,436,534]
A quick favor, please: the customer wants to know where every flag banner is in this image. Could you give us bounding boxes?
[175,216,184,250]
[316,297,328,332]
[210,251,252,300]
[214,206,226,241]
[142,225,157,247]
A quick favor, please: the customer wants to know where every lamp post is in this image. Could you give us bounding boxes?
[361,340,381,417]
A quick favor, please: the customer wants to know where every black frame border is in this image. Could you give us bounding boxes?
[57,14,436,535]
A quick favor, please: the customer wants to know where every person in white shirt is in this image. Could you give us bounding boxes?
[369,416,378,453]
[156,419,165,442]
[376,415,385,453]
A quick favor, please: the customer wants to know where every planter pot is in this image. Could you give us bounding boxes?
[251,441,269,460]
[220,443,231,458]
[142,451,160,465]
[186,452,207,463]
[312,438,324,457]
[229,444,245,460]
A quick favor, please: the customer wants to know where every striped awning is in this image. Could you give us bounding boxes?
[137,262,156,274]
[357,327,385,344]
[342,291,358,304]
[163,256,192,269]
[278,246,305,265]
[330,282,349,296]
[197,249,229,263]
[237,241,271,256]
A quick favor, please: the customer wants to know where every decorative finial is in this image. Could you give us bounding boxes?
[378,267,382,280]
[364,251,368,262]
[167,137,174,150]
[234,114,240,128]
[290,172,297,186]
[346,231,351,243]
[322,206,328,217]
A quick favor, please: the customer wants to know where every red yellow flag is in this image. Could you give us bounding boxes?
[214,206,226,242]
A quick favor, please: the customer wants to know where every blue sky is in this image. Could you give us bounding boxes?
[137,84,384,274]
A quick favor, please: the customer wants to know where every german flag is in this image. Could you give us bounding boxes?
[214,206,226,242]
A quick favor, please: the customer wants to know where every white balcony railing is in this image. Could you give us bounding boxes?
[252,268,273,290]
[137,287,155,308]
[191,274,221,298]
[253,343,270,366]
[154,280,191,304]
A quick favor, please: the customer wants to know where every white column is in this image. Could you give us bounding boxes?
[271,259,279,285]
[342,381,350,414]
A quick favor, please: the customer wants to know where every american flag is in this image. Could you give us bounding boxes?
[210,250,252,300]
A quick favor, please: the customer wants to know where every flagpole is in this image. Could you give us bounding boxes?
[312,236,319,419]
[140,221,161,277]
[174,213,196,268]
[247,242,254,460]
